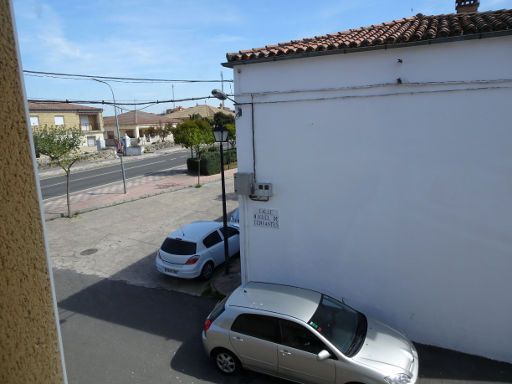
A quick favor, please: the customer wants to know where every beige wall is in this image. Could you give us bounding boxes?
[30,111,81,128]
[0,1,66,383]
[30,111,104,131]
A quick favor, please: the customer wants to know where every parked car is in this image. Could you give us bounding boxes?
[229,208,240,228]
[202,282,418,384]
[155,221,239,280]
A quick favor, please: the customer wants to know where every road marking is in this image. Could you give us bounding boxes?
[43,164,186,200]
[41,159,170,189]
[170,157,177,160]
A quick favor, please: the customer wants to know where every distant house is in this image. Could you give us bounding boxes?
[103,110,179,140]
[226,1,512,363]
[28,102,104,151]
[164,104,234,122]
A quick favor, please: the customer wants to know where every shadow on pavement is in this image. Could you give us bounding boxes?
[416,343,512,382]
[56,264,512,383]
[215,191,238,201]
[57,270,215,344]
[171,339,512,383]
[146,169,188,177]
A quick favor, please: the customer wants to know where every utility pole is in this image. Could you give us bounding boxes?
[172,84,175,110]
[220,72,224,110]
[93,78,127,194]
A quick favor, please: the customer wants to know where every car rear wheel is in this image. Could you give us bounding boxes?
[200,261,214,280]
[213,349,240,374]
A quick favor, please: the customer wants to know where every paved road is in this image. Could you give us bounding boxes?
[54,269,283,384]
[54,269,512,384]
[40,150,190,199]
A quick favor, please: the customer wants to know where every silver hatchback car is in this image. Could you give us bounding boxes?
[155,221,239,280]
[202,282,418,384]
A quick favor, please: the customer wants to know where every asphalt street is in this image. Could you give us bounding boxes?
[54,269,512,384]
[54,269,283,384]
[40,150,190,199]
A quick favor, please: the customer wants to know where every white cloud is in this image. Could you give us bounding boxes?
[15,1,90,62]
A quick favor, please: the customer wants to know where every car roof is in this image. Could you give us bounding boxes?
[227,282,321,323]
[168,221,221,242]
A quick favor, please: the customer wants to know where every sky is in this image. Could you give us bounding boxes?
[13,0,512,116]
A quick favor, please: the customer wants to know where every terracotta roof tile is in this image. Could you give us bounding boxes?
[226,9,512,65]
[28,102,102,112]
[103,110,178,126]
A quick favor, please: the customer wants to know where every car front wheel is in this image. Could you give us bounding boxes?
[213,349,240,374]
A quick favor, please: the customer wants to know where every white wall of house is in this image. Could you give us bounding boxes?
[233,36,512,362]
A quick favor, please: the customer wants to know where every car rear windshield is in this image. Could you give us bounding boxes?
[160,238,196,255]
[209,297,227,321]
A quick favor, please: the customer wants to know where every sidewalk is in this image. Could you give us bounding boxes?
[46,175,239,297]
[43,164,236,221]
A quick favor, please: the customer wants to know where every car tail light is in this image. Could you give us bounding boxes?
[185,256,200,265]
[204,318,212,333]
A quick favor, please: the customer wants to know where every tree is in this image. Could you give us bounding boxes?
[146,126,156,138]
[155,122,173,142]
[213,112,236,147]
[171,117,214,186]
[33,125,83,218]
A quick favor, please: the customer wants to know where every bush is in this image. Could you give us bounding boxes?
[186,148,237,175]
[223,148,237,167]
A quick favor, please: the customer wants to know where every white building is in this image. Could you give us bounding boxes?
[225,4,512,362]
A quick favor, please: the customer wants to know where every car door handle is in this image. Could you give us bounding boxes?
[232,336,244,342]
[280,350,292,356]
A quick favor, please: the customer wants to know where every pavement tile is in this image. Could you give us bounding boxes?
[43,165,237,221]
[46,174,238,297]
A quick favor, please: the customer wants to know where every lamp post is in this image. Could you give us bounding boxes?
[93,78,127,194]
[213,123,230,274]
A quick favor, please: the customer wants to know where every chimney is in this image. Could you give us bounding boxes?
[456,0,479,13]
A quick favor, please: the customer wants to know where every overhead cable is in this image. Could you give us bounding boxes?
[23,70,233,84]
[27,95,220,107]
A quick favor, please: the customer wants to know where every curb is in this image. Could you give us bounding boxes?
[44,173,235,222]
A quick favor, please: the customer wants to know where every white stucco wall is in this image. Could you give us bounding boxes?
[233,36,512,362]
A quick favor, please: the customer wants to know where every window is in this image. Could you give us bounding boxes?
[220,226,239,238]
[80,115,90,131]
[279,319,328,355]
[203,231,222,248]
[209,297,227,322]
[87,136,96,147]
[160,238,196,255]
[308,295,365,356]
[30,116,39,126]
[54,115,64,126]
[231,314,279,343]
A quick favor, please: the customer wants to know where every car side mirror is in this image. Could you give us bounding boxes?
[317,350,331,361]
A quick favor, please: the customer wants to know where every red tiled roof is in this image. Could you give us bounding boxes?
[28,102,102,112]
[165,104,235,120]
[225,10,512,65]
[103,110,178,126]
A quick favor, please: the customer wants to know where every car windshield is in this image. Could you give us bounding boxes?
[308,295,367,357]
[160,238,196,255]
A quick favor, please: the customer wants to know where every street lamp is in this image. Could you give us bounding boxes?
[93,78,127,194]
[213,123,230,274]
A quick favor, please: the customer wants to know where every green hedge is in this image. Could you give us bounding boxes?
[187,148,237,175]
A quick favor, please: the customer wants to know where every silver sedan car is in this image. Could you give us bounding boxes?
[202,282,418,384]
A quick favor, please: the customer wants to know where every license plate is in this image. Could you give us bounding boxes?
[164,268,178,274]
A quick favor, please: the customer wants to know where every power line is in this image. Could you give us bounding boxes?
[27,95,232,107]
[23,70,233,84]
